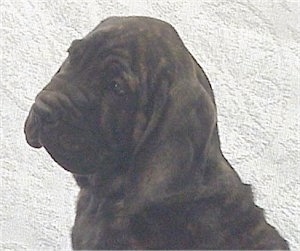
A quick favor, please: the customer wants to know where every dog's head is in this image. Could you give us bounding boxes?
[24,16,220,201]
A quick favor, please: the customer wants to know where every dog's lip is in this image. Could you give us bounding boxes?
[24,113,43,148]
[26,138,43,148]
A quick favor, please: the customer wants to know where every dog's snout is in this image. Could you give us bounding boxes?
[24,99,58,149]
[24,90,66,148]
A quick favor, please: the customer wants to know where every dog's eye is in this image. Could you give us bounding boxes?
[111,81,126,96]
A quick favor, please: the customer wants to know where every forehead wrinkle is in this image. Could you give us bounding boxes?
[73,18,182,72]
[68,19,187,94]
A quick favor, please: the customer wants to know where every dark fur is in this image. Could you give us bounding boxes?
[24,16,289,250]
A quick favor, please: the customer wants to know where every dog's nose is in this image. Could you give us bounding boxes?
[24,90,64,148]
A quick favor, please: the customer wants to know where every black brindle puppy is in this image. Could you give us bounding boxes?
[24,16,289,250]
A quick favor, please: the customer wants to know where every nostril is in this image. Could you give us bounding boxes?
[42,111,60,125]
[32,99,60,125]
[42,115,52,124]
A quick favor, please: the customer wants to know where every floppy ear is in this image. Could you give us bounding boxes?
[132,70,170,157]
[127,59,220,213]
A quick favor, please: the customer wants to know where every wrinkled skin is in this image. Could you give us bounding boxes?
[24,16,289,250]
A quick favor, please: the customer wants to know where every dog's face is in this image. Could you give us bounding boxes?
[24,16,217,187]
[24,20,145,174]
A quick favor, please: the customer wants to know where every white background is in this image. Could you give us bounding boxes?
[1,0,299,250]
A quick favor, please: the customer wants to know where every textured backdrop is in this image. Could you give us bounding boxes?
[1,0,299,250]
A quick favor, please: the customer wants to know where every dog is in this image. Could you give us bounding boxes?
[24,16,289,250]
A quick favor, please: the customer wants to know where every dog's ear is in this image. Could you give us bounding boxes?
[127,55,221,212]
[132,64,171,157]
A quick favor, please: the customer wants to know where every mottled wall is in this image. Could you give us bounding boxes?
[1,0,299,250]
